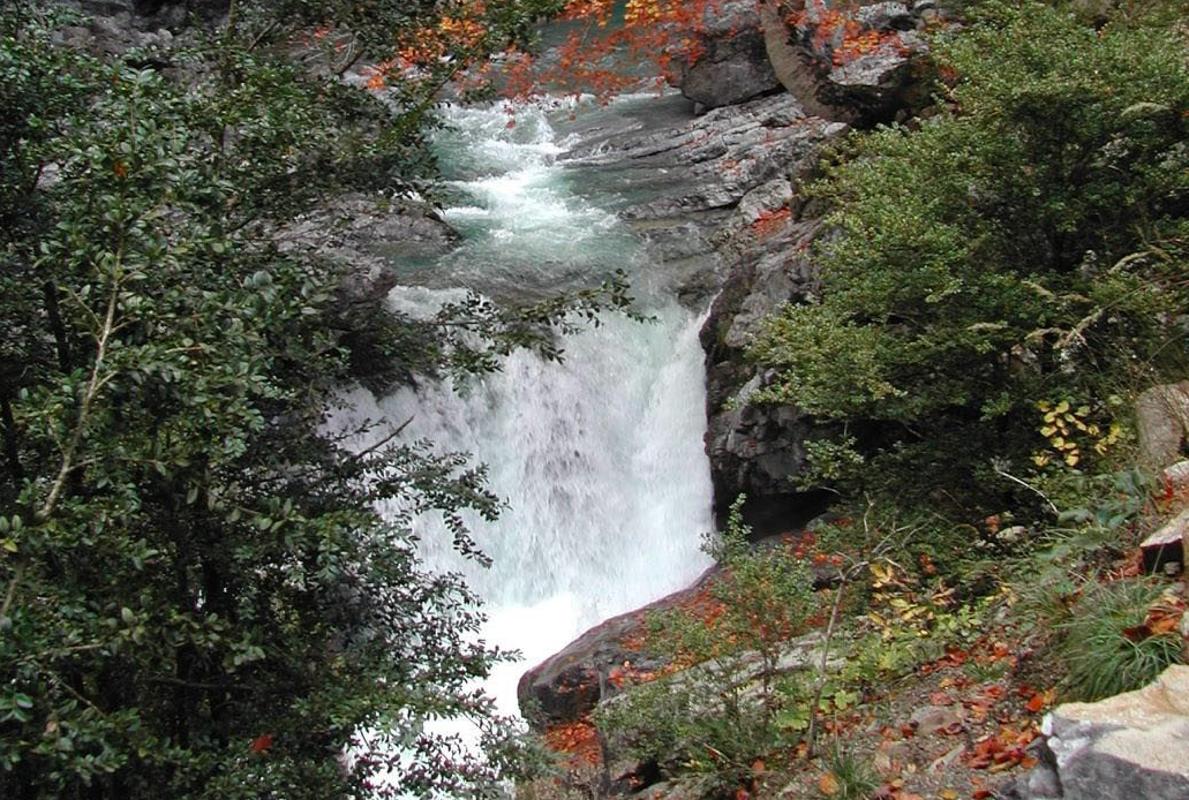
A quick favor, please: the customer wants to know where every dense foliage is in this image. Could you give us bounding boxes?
[752,0,1188,514]
[0,2,637,797]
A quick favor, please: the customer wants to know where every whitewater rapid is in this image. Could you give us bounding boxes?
[333,98,714,719]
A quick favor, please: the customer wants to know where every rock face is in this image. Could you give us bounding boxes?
[518,568,720,726]
[761,0,935,126]
[561,92,848,531]
[699,201,830,534]
[675,0,782,110]
[58,1,228,55]
[277,194,460,387]
[672,0,936,121]
[1014,665,1189,800]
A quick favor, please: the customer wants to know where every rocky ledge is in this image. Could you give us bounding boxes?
[1011,665,1189,800]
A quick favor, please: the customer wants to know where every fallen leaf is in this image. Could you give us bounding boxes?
[818,772,840,796]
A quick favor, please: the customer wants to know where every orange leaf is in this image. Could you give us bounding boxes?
[818,771,840,796]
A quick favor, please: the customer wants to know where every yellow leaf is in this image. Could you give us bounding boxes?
[818,772,840,796]
[1055,400,1070,414]
[940,791,960,800]
[1065,453,1080,467]
[1040,425,1058,437]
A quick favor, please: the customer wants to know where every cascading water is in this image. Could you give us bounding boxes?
[332,97,714,720]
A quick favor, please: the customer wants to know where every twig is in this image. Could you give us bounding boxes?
[350,416,415,462]
[992,462,1059,516]
[37,279,121,523]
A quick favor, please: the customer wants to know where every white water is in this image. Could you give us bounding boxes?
[332,99,714,721]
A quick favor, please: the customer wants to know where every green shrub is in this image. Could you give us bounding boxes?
[751,0,1189,515]
[1058,579,1184,701]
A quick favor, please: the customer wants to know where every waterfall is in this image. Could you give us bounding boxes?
[332,98,714,719]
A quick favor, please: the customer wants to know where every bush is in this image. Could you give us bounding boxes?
[596,498,817,796]
[750,0,1189,515]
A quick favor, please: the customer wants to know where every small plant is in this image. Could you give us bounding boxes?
[817,743,879,800]
[596,496,817,795]
[1058,579,1184,701]
[1032,399,1122,470]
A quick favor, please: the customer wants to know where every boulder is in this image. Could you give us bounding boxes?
[1137,381,1189,469]
[1014,665,1189,799]
[674,0,782,110]
[762,0,934,126]
[1141,508,1188,575]
[517,567,720,727]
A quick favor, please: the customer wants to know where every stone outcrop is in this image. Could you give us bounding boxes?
[561,92,849,531]
[671,0,937,121]
[518,567,721,726]
[58,1,227,56]
[1013,665,1189,800]
[562,92,847,308]
[277,194,460,386]
[761,0,936,126]
[675,0,783,110]
[1137,381,1189,469]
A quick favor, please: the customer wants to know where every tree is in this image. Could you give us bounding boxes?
[0,2,630,797]
[750,0,1188,514]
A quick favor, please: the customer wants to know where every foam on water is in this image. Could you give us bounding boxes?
[331,98,714,724]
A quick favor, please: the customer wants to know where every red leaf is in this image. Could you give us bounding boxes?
[250,733,274,754]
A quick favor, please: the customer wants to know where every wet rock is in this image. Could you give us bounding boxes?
[563,93,844,305]
[674,0,781,110]
[1015,665,1189,800]
[699,203,833,533]
[277,195,459,386]
[517,568,720,727]
[1137,381,1189,469]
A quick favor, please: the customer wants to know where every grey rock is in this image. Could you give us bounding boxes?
[856,2,915,31]
[517,567,720,727]
[1164,460,1189,496]
[1137,381,1189,468]
[1017,665,1189,800]
[910,704,964,735]
[673,0,781,109]
[775,0,932,125]
[1140,508,1188,574]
